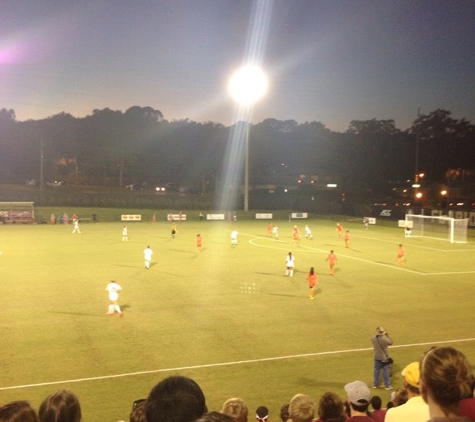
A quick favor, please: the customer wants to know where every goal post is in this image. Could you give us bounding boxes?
[405,214,469,243]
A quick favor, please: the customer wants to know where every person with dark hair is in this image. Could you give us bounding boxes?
[286,252,295,277]
[369,396,385,422]
[371,327,393,390]
[38,390,81,422]
[255,406,268,422]
[385,362,428,422]
[0,401,40,422]
[279,404,289,422]
[145,376,207,422]
[130,399,146,422]
[307,267,317,300]
[344,381,373,421]
[420,347,474,421]
[221,398,248,422]
[314,392,346,422]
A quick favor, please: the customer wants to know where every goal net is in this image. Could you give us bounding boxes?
[405,214,469,243]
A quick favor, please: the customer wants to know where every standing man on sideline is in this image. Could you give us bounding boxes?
[384,361,429,422]
[144,245,153,269]
[105,280,123,317]
[371,327,393,390]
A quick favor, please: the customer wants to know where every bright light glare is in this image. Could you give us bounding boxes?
[228,66,268,105]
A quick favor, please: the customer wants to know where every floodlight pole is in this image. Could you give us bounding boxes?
[244,123,249,212]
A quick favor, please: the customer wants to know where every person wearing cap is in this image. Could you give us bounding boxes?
[344,380,373,421]
[371,327,393,390]
[385,361,429,422]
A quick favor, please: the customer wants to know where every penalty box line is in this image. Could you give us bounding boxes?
[248,235,475,277]
[1,337,474,392]
[248,236,426,275]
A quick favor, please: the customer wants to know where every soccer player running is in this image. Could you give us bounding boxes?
[292,225,301,245]
[304,225,313,240]
[307,267,318,299]
[344,230,351,248]
[196,234,202,252]
[143,245,153,269]
[266,222,273,237]
[336,223,343,238]
[397,244,405,266]
[286,252,295,277]
[326,250,337,276]
[105,280,123,317]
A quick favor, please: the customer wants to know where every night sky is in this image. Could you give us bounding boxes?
[1,0,474,132]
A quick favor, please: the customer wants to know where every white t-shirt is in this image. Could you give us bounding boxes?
[144,248,153,260]
[106,282,122,301]
[286,255,295,268]
[231,230,238,239]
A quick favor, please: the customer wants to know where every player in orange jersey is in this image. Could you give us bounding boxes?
[266,222,273,237]
[326,250,337,276]
[344,230,351,248]
[336,223,343,238]
[292,225,301,245]
[307,267,318,299]
[397,244,405,266]
[196,234,202,252]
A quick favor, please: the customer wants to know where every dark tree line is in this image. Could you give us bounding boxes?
[0,106,473,196]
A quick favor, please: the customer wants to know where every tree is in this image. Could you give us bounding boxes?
[410,109,475,180]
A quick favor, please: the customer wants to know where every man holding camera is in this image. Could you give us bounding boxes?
[371,327,393,390]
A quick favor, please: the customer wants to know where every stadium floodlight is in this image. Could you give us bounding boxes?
[228,66,268,106]
[228,65,268,212]
[405,214,469,243]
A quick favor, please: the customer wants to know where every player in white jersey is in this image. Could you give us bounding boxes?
[143,245,153,269]
[122,225,128,241]
[105,280,123,317]
[286,252,295,277]
[231,230,238,246]
[304,225,313,240]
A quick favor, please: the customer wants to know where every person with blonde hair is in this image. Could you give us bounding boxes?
[221,398,248,422]
[420,346,474,421]
[288,394,315,422]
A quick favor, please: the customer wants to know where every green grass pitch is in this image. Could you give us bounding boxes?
[1,213,474,421]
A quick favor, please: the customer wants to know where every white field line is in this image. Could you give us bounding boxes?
[357,235,475,252]
[1,337,474,392]
[246,233,475,276]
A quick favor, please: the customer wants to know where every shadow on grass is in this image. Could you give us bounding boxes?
[168,249,195,254]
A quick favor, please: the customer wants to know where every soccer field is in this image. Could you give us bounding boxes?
[1,216,474,421]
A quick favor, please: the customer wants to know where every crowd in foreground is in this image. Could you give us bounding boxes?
[1,347,474,422]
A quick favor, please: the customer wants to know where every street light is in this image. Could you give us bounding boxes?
[228,65,268,212]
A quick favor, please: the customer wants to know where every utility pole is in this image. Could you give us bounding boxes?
[40,139,44,191]
[414,108,421,184]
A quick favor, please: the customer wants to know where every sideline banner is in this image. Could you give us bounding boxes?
[291,212,308,219]
[256,213,272,219]
[207,214,225,220]
[121,215,141,221]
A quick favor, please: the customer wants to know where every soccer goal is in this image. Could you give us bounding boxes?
[405,214,469,243]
